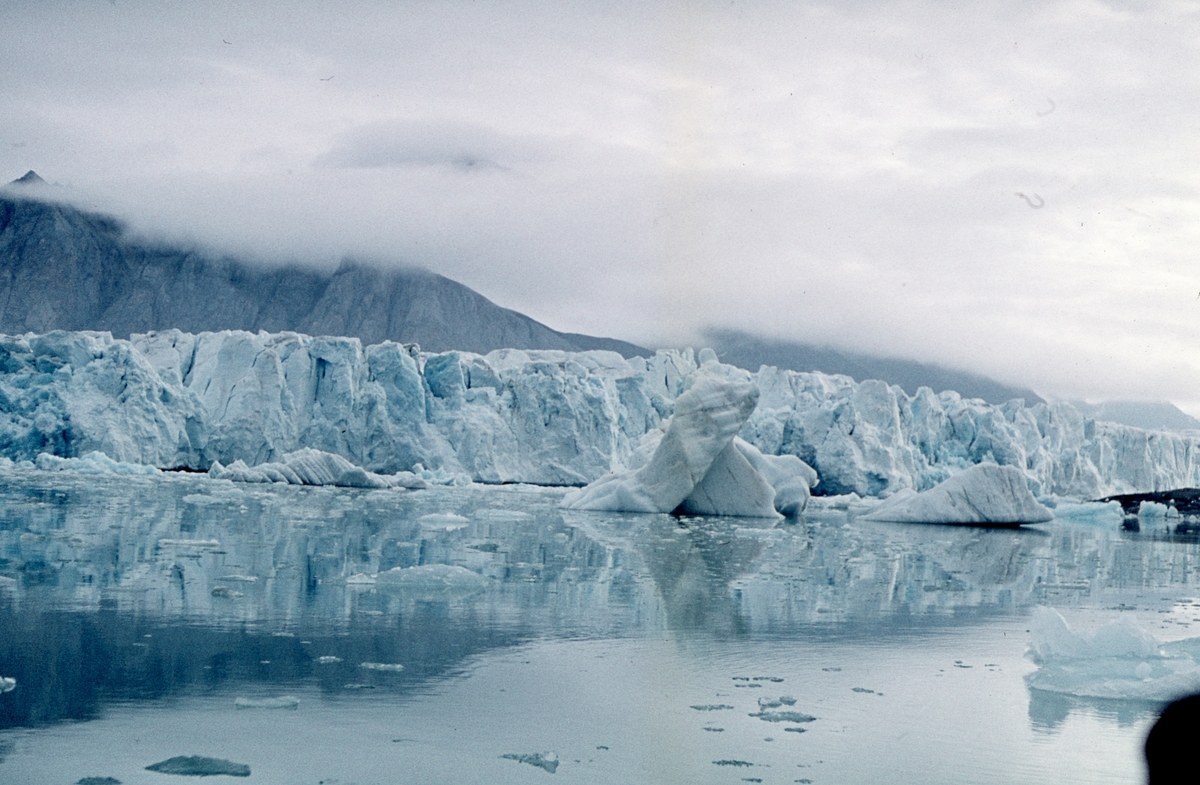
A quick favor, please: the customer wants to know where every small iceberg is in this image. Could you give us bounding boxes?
[1025,607,1200,701]
[501,752,559,773]
[144,756,250,777]
[359,662,404,672]
[862,464,1052,525]
[209,448,427,490]
[0,676,15,693]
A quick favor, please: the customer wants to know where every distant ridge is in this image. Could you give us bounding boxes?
[704,328,1045,406]
[0,176,647,357]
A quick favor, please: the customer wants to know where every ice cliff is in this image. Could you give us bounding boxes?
[2,328,1200,499]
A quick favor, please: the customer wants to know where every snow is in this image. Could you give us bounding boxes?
[4,327,1200,502]
[861,464,1054,525]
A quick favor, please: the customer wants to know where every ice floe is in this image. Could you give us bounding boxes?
[1025,607,1200,701]
[144,756,250,776]
[233,696,300,710]
[862,464,1053,525]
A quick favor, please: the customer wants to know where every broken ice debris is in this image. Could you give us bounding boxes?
[316,655,342,664]
[501,752,559,773]
[359,662,404,672]
[690,704,734,711]
[862,463,1052,525]
[233,696,299,710]
[209,447,426,490]
[749,710,817,723]
[0,676,15,693]
[712,760,755,767]
[144,756,250,777]
[758,695,797,709]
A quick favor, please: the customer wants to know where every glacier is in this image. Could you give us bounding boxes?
[2,328,1200,500]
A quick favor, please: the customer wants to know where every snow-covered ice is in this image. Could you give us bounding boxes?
[862,464,1053,524]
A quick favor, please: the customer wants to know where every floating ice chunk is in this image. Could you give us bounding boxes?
[862,464,1053,524]
[375,564,487,597]
[1051,500,1124,526]
[1025,607,1200,701]
[1027,606,1160,663]
[359,662,404,672]
[757,695,797,709]
[0,676,15,693]
[1138,501,1170,522]
[419,513,471,531]
[748,710,816,723]
[35,451,161,475]
[690,704,734,711]
[712,760,755,767]
[208,448,424,490]
[234,696,299,710]
[316,656,342,665]
[501,752,559,773]
[144,756,251,776]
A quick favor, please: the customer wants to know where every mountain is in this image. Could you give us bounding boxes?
[703,328,1045,406]
[1067,400,1200,433]
[0,172,647,357]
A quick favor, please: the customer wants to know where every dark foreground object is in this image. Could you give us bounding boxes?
[1098,488,1200,516]
[144,756,251,777]
[1145,694,1200,784]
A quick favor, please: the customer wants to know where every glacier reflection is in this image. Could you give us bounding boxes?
[1,469,1198,780]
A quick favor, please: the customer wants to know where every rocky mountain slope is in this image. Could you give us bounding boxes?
[0,172,645,356]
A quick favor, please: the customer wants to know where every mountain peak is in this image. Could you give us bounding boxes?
[10,170,47,187]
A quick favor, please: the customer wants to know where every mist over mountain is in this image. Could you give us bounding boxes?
[0,173,646,357]
[704,327,1046,406]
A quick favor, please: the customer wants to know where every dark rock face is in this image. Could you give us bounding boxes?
[0,186,646,357]
[1098,488,1200,516]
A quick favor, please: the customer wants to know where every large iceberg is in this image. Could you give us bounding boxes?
[862,464,1053,525]
[561,362,808,517]
[2,328,1200,500]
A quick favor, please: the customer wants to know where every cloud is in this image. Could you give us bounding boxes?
[3,0,1200,408]
[318,120,544,171]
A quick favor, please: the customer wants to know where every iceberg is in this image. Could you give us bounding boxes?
[862,464,1053,524]
[144,756,251,777]
[562,362,814,517]
[1025,607,1200,701]
[208,447,426,489]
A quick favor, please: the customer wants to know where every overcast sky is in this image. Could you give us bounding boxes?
[3,0,1199,409]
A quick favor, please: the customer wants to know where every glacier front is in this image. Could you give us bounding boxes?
[2,328,1200,499]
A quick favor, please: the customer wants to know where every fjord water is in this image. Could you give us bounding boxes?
[0,473,1189,784]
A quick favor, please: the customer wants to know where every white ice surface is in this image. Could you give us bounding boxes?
[861,464,1053,524]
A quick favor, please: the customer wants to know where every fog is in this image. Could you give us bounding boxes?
[3,0,1199,410]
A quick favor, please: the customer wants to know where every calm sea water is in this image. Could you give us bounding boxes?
[0,470,1194,784]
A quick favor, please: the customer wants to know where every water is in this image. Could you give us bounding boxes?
[0,470,1193,784]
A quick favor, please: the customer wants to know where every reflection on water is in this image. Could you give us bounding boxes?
[0,470,1197,782]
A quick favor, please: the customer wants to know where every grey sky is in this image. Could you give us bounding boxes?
[3,0,1199,410]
